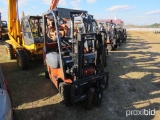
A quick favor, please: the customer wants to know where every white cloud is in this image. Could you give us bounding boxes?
[106,5,134,12]
[146,10,160,15]
[0,7,7,13]
[43,0,52,5]
[0,0,7,4]
[59,0,67,6]
[18,0,28,7]
[1,0,28,7]
[71,0,81,9]
[0,8,7,21]
[43,0,66,6]
[135,15,149,18]
[86,0,96,3]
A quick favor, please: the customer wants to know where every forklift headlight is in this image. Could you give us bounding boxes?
[81,13,86,18]
[59,19,64,25]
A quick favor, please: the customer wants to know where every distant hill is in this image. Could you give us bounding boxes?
[124,23,160,28]
[124,24,137,28]
[149,23,160,28]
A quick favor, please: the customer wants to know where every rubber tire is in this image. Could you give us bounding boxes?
[93,89,103,107]
[5,44,15,60]
[16,49,29,70]
[45,67,49,79]
[13,109,16,120]
[85,88,95,109]
[123,37,126,43]
[103,73,109,89]
[0,33,2,40]
[113,45,117,49]
[107,44,112,51]
[59,82,71,106]
[2,34,9,40]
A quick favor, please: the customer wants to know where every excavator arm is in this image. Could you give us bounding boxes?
[50,0,59,10]
[8,0,21,42]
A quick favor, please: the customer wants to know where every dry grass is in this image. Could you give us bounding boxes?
[0,31,160,120]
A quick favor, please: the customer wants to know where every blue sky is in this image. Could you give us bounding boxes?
[0,0,160,25]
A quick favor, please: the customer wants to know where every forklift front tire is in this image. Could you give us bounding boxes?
[93,89,103,107]
[59,82,71,106]
[103,73,109,90]
[107,44,112,51]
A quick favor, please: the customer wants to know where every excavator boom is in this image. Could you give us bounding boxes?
[50,0,59,10]
[8,0,21,41]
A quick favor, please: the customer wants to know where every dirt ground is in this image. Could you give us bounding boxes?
[0,31,160,120]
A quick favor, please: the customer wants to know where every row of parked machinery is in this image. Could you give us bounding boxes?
[2,0,127,110]
[0,13,8,40]
[99,21,127,51]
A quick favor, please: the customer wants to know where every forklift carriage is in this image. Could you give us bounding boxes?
[43,8,109,107]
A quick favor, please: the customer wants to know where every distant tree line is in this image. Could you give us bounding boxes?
[125,23,160,28]
[149,23,160,28]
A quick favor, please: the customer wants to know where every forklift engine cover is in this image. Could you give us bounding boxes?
[46,52,59,68]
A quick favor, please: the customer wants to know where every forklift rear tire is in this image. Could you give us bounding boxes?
[0,33,2,40]
[16,49,29,70]
[59,82,71,106]
[45,67,49,79]
[5,44,15,60]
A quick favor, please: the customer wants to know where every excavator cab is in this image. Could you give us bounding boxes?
[21,16,43,45]
[0,12,8,40]
[43,8,109,108]
[1,21,7,28]
[5,15,44,70]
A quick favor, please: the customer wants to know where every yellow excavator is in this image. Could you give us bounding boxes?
[5,0,44,70]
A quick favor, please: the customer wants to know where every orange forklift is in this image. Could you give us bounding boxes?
[43,8,109,108]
